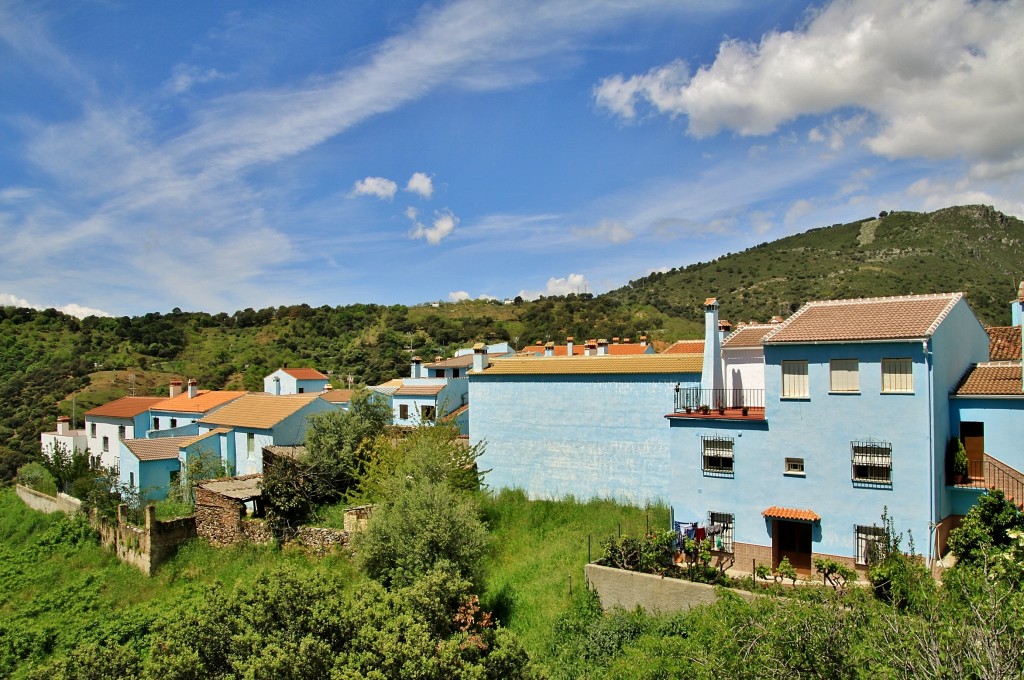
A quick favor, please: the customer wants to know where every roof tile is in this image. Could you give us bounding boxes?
[476,354,701,375]
[987,326,1022,361]
[762,506,821,522]
[198,393,323,429]
[84,396,166,419]
[722,325,774,349]
[955,362,1023,396]
[152,390,247,414]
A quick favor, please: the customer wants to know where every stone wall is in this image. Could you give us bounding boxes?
[343,504,375,532]
[295,526,350,556]
[15,484,81,515]
[194,486,247,546]
[94,505,197,576]
[241,518,274,544]
[585,563,758,614]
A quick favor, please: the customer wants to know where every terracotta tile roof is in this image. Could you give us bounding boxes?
[440,403,469,422]
[519,342,651,357]
[427,352,508,368]
[198,393,323,429]
[395,383,446,397]
[764,293,963,344]
[281,367,328,380]
[663,340,705,355]
[84,396,166,419]
[987,326,1022,361]
[762,506,821,522]
[955,362,1023,396]
[152,390,247,414]
[475,354,702,376]
[722,325,774,349]
[123,436,193,462]
[321,389,354,404]
[369,378,404,396]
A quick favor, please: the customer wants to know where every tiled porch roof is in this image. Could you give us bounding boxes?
[954,362,1023,396]
[762,506,821,522]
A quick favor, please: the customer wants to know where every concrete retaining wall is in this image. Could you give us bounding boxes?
[15,485,81,515]
[584,563,757,614]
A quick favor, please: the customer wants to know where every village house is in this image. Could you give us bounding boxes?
[668,292,991,575]
[263,367,331,395]
[117,429,229,501]
[147,379,246,437]
[83,396,166,469]
[39,416,88,461]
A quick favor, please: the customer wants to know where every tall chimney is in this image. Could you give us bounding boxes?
[187,378,198,399]
[566,336,574,356]
[56,415,70,436]
[169,380,183,398]
[411,356,422,379]
[472,343,489,373]
[702,298,724,394]
[597,339,609,356]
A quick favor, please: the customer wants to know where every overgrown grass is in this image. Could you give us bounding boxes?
[478,488,670,668]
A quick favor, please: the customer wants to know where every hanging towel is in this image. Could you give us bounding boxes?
[696,526,706,541]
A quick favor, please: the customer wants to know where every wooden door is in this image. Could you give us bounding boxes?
[961,421,985,480]
[774,520,813,575]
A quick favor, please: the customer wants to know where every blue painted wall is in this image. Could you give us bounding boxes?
[668,297,989,564]
[471,372,699,505]
[951,397,1024,473]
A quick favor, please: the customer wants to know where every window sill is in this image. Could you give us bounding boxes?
[880,391,914,395]
[783,471,806,478]
[828,391,860,395]
[779,396,810,401]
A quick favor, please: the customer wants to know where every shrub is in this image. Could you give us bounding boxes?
[948,489,1024,566]
[16,462,57,496]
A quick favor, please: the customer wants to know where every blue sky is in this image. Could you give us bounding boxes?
[2,0,1022,317]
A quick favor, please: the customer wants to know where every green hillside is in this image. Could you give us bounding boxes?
[608,205,1024,328]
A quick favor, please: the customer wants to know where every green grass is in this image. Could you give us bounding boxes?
[478,488,670,667]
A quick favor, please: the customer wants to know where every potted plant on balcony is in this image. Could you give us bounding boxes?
[716,400,726,415]
[741,406,749,416]
[947,436,969,484]
[699,404,710,415]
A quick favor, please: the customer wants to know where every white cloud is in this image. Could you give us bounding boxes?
[448,290,471,302]
[351,176,398,200]
[0,292,111,318]
[166,64,225,95]
[571,219,634,243]
[409,208,459,245]
[519,273,592,301]
[595,0,1024,173]
[406,172,434,199]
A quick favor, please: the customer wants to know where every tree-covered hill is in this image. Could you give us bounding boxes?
[607,205,1024,328]
[1,204,1021,473]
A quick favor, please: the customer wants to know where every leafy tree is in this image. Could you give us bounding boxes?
[303,388,391,496]
[40,442,91,494]
[866,508,933,612]
[355,476,489,590]
[948,489,1024,566]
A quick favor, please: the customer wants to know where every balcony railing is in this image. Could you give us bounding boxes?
[673,387,765,418]
[954,455,1024,507]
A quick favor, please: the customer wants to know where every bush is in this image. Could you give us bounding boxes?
[16,463,57,496]
[948,489,1024,565]
[355,477,489,590]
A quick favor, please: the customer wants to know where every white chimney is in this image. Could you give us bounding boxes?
[187,378,198,399]
[640,334,648,347]
[56,416,70,436]
[701,298,724,394]
[273,376,281,395]
[169,380,183,398]
[566,336,574,355]
[472,343,489,372]
[411,356,423,379]
[597,339,609,356]
[544,342,555,357]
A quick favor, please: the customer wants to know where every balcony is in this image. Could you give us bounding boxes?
[672,387,765,420]
[951,455,1024,509]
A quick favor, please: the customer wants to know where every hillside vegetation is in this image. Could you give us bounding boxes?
[1,204,1021,473]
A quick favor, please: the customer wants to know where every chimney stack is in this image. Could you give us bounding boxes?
[169,380,183,398]
[472,343,489,373]
[411,356,423,379]
[640,334,648,347]
[56,415,70,436]
[544,341,555,357]
[597,339,609,356]
[566,336,574,355]
[701,298,724,394]
[187,379,198,399]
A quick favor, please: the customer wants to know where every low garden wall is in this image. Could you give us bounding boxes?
[15,484,81,515]
[584,563,758,614]
[94,505,197,576]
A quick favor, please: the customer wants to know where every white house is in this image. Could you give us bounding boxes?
[263,368,330,395]
[83,396,166,469]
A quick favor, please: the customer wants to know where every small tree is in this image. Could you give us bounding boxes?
[948,489,1024,566]
[355,476,489,590]
[41,442,91,494]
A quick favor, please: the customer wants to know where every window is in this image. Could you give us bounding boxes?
[246,433,255,460]
[830,359,859,392]
[855,525,886,565]
[102,436,109,452]
[702,436,734,475]
[118,425,126,440]
[420,405,436,421]
[153,417,160,430]
[708,511,735,553]
[782,360,809,398]
[785,457,805,475]
[881,358,913,393]
[170,418,177,429]
[399,404,409,420]
[852,440,892,484]
[298,387,305,393]
[90,423,96,438]
[129,472,135,487]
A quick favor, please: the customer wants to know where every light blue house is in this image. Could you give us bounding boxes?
[147,380,246,438]
[197,393,334,476]
[668,293,990,575]
[470,344,702,505]
[263,367,331,395]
